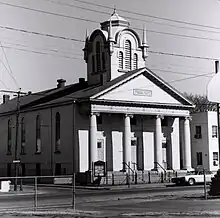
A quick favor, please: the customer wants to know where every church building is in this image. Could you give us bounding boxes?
[0,11,194,177]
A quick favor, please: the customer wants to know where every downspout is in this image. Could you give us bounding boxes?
[50,107,53,176]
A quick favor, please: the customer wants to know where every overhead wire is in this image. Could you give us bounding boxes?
[2,1,220,43]
[44,0,220,35]
[70,0,220,30]
[0,42,19,89]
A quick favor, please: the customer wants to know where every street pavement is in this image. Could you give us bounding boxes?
[0,183,219,217]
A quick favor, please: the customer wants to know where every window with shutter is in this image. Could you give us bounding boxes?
[125,40,131,70]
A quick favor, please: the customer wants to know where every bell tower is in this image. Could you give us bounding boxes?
[83,10,149,86]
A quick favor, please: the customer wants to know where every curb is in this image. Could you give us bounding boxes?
[0,209,103,217]
[121,211,220,217]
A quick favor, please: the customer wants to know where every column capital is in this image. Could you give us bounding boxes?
[185,116,192,121]
[90,112,100,117]
[125,113,133,118]
[156,114,164,119]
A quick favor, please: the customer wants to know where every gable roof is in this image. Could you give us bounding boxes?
[28,67,194,109]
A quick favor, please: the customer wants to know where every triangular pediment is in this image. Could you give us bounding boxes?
[91,68,193,107]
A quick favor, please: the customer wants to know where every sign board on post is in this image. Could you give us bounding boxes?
[93,161,106,177]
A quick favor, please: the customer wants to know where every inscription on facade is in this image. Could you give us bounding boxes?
[133,89,152,97]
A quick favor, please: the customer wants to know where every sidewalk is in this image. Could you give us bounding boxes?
[38,182,172,190]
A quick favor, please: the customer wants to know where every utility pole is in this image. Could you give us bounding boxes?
[14,88,21,191]
[215,61,220,166]
[0,89,26,191]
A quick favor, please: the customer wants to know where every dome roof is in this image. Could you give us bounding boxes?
[100,9,130,30]
[108,9,128,23]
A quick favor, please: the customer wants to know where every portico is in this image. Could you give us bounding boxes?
[87,101,193,172]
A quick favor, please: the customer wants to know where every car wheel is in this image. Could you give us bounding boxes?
[188,178,195,186]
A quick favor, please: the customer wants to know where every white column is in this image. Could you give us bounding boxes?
[155,115,163,170]
[123,114,132,170]
[183,116,192,170]
[89,112,97,170]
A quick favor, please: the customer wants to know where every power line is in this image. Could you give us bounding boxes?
[0,44,83,60]
[150,68,214,77]
[44,0,220,35]
[70,0,220,31]
[2,40,82,57]
[148,51,218,61]
[0,24,84,42]
[3,2,220,44]
[0,1,98,23]
[0,42,19,89]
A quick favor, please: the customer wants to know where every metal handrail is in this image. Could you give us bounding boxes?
[122,162,135,174]
[154,162,166,173]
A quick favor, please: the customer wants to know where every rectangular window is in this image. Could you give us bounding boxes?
[196,152,203,165]
[212,125,218,138]
[195,126,202,139]
[213,152,219,166]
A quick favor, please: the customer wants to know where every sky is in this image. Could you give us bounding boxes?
[0,0,219,99]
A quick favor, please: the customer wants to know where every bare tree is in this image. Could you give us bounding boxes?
[183,92,216,113]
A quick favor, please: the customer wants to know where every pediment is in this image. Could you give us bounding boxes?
[91,68,193,107]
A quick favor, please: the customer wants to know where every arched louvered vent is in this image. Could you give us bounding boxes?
[119,51,123,69]
[133,53,138,70]
[125,40,131,70]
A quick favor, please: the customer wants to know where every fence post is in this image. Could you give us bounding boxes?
[34,177,37,211]
[112,173,114,186]
[142,170,144,183]
[20,176,23,191]
[148,171,151,184]
[161,172,164,183]
[135,172,137,184]
[72,174,76,211]
[175,171,178,178]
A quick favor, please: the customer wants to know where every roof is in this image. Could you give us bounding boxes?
[30,67,194,109]
[108,10,128,23]
[0,67,194,115]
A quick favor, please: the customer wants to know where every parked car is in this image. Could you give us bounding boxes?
[171,170,215,186]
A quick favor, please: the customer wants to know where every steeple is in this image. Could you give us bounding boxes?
[141,24,149,61]
[83,28,89,62]
[108,18,114,55]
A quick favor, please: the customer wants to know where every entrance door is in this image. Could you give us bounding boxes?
[97,139,104,161]
[131,138,137,170]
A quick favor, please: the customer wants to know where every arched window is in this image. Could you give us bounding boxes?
[102,52,106,71]
[7,119,12,154]
[21,117,26,154]
[96,41,101,72]
[55,112,61,152]
[125,40,131,70]
[133,53,138,70]
[119,51,123,69]
[36,115,41,153]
